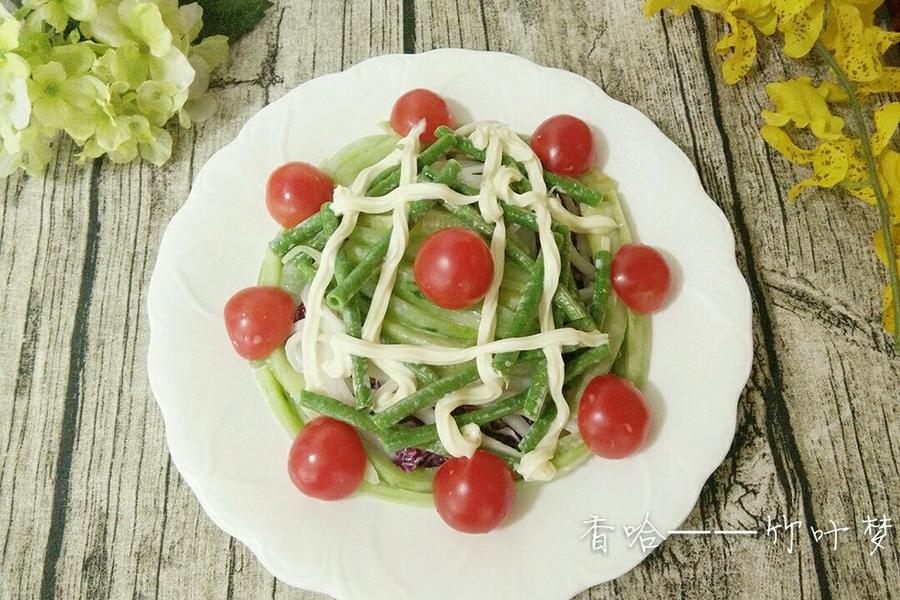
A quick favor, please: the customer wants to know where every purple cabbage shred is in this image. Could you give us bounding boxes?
[392,447,446,472]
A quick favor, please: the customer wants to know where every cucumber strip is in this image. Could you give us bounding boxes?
[364,441,435,493]
[254,366,304,436]
[358,481,433,507]
[265,346,306,405]
[257,249,283,286]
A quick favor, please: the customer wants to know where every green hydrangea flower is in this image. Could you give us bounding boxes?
[1,1,233,177]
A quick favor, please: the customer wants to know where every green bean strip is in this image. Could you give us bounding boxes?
[289,254,318,282]
[518,401,557,454]
[371,365,481,429]
[492,255,544,376]
[366,134,457,196]
[269,213,323,257]
[543,171,604,206]
[404,362,440,385]
[553,231,569,327]
[380,390,528,451]
[522,358,549,420]
[298,389,379,432]
[591,248,612,330]
[435,126,603,206]
[321,203,374,410]
[563,344,612,385]
[325,198,434,311]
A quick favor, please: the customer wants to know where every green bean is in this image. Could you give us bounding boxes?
[366,134,457,196]
[428,159,461,184]
[544,171,604,206]
[591,248,612,330]
[519,401,557,454]
[298,390,379,432]
[493,255,544,376]
[323,203,374,409]
[372,365,481,429]
[325,198,434,311]
[269,213,323,257]
[289,254,318,282]
[380,390,528,451]
[553,230,569,327]
[434,126,602,206]
[522,358,549,420]
[404,362,441,385]
[563,344,612,385]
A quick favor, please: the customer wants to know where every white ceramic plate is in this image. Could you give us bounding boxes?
[148,49,752,600]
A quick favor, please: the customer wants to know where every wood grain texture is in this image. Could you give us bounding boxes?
[0,1,897,599]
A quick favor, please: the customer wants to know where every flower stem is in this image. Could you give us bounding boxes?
[816,41,900,352]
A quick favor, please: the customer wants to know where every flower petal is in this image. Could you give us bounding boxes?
[872,102,900,156]
[774,0,824,58]
[760,124,815,164]
[716,10,757,84]
[761,77,845,140]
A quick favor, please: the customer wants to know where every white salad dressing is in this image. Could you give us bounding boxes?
[289,121,617,482]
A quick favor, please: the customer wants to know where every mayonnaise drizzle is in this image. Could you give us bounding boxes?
[293,121,615,481]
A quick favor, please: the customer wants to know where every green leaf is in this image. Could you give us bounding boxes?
[180,0,273,41]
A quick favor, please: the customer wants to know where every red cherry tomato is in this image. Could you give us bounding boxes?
[432,450,516,533]
[413,227,494,310]
[611,243,672,314]
[530,114,597,176]
[578,374,650,459]
[224,287,295,360]
[266,162,334,228]
[287,417,367,500]
[390,89,454,143]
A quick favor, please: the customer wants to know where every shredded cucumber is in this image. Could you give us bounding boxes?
[255,366,304,436]
[253,132,652,500]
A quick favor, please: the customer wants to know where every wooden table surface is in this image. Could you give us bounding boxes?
[2,1,898,598]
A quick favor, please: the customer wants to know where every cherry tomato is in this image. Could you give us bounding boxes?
[610,243,672,314]
[413,227,494,310]
[578,374,650,459]
[390,89,454,143]
[266,162,334,228]
[287,417,367,501]
[432,450,516,533]
[530,114,597,176]
[224,287,295,360]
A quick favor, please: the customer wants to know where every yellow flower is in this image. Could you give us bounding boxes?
[873,225,900,333]
[762,77,847,140]
[822,2,900,84]
[717,9,758,83]
[773,0,824,58]
[644,0,778,83]
[877,150,900,223]
[732,0,778,34]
